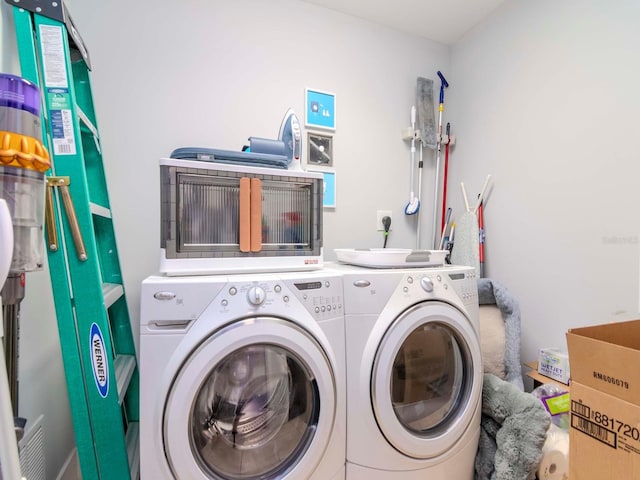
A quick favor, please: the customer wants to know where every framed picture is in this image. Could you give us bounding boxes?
[307,132,334,166]
[312,170,336,209]
[305,88,336,130]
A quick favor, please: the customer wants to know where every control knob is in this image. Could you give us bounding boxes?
[420,277,434,293]
[247,286,266,305]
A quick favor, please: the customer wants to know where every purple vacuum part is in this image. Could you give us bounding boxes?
[0,73,40,117]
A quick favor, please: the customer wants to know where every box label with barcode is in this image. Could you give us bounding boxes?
[572,399,640,455]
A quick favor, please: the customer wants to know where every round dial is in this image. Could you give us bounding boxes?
[420,277,434,293]
[247,286,266,305]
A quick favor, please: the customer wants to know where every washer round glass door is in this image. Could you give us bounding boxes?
[164,317,336,479]
[371,301,482,459]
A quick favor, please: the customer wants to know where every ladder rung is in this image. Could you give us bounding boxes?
[90,202,112,218]
[102,283,124,309]
[126,422,140,480]
[114,355,136,405]
[77,105,99,139]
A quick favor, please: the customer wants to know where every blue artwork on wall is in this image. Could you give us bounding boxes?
[321,171,336,208]
[305,88,336,130]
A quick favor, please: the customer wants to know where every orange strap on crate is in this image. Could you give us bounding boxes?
[239,177,251,252]
[250,178,262,252]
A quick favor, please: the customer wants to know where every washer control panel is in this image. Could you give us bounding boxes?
[289,278,344,321]
[220,275,343,322]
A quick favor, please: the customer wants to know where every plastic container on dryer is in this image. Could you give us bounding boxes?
[0,73,50,272]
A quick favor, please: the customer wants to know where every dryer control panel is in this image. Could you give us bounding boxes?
[415,269,478,304]
[407,268,479,319]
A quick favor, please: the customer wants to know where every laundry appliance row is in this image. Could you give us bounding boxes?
[139,263,481,480]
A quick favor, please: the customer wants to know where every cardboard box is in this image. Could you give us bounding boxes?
[566,319,640,479]
[566,319,640,405]
[538,347,570,384]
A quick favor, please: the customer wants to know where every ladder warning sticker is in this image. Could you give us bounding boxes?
[90,323,109,398]
[39,25,68,88]
[39,24,76,155]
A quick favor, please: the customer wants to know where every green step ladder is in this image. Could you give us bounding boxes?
[7,1,140,478]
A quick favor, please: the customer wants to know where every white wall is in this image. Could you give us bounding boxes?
[1,3,76,479]
[448,0,640,364]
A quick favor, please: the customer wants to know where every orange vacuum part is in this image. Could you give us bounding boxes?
[0,130,50,172]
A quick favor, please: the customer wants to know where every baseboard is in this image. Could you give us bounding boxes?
[56,448,80,480]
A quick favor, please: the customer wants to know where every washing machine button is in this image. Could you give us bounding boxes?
[229,287,237,296]
[420,277,434,292]
[247,286,266,305]
[353,279,370,288]
[274,285,281,293]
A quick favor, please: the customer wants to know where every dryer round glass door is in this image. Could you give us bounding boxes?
[163,317,336,480]
[371,301,482,459]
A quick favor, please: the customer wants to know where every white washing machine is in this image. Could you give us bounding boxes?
[139,270,346,480]
[331,263,482,480]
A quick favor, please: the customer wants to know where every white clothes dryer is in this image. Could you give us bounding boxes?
[332,263,482,480]
[139,270,346,480]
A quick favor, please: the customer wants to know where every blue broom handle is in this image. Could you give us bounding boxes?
[437,71,449,104]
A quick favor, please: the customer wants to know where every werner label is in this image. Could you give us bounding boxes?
[90,323,109,398]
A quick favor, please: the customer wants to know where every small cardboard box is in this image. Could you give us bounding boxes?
[566,319,640,405]
[538,347,570,384]
[566,319,640,479]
